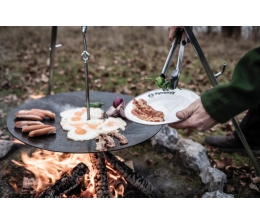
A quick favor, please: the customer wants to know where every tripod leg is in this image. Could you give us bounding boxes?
[48,26,58,95]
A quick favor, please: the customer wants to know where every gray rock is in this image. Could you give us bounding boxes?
[150,125,179,152]
[199,167,227,192]
[175,138,211,172]
[202,190,234,198]
[0,140,24,158]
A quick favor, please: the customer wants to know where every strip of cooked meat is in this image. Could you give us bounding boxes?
[95,135,107,151]
[107,131,128,145]
[131,98,164,122]
[99,133,116,148]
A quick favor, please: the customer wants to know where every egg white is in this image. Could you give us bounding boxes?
[67,127,99,141]
[101,117,127,133]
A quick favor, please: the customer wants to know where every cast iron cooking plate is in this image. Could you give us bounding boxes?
[7,91,162,153]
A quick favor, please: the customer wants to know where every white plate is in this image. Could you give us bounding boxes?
[124,88,200,125]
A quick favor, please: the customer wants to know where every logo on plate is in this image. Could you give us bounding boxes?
[148,93,154,98]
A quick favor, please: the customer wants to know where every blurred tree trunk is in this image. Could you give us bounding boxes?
[206,26,214,35]
[221,26,241,39]
[251,26,260,41]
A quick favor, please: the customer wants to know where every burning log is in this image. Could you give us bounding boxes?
[37,162,89,198]
[104,152,161,198]
[89,153,110,198]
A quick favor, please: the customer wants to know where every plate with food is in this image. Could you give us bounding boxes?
[124,88,200,125]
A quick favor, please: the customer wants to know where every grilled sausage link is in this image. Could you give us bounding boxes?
[31,109,56,119]
[14,114,43,121]
[15,121,44,128]
[22,124,51,133]
[28,126,56,137]
[16,110,46,119]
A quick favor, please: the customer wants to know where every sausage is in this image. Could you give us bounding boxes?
[15,121,44,128]
[28,126,56,137]
[22,124,51,133]
[14,114,43,121]
[16,110,46,119]
[31,109,56,119]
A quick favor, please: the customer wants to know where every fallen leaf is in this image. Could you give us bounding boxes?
[251,176,260,184]
[41,74,49,83]
[226,185,235,193]
[249,183,259,192]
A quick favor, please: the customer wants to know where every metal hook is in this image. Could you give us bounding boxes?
[214,63,226,78]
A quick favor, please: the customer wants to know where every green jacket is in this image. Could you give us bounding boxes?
[201,47,260,123]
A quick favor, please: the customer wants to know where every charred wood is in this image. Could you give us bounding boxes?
[89,153,110,198]
[37,162,88,198]
[104,152,161,198]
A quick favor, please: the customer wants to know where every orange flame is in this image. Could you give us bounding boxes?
[11,149,96,196]
[11,149,127,198]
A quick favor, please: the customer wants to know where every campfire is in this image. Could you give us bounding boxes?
[9,148,159,198]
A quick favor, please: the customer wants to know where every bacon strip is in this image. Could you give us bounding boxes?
[95,135,107,151]
[107,131,128,145]
[99,133,116,148]
[131,98,164,122]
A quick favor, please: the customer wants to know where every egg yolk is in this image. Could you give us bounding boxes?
[73,108,87,116]
[87,123,99,130]
[106,121,115,127]
[75,128,87,135]
[71,116,81,121]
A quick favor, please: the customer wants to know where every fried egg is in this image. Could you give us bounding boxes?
[101,117,127,133]
[67,127,99,141]
[60,107,87,118]
[60,107,127,141]
[60,107,104,120]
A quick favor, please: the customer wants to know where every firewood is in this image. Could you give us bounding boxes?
[104,152,161,198]
[37,162,89,198]
[89,153,110,198]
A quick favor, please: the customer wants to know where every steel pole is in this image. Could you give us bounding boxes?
[48,26,57,95]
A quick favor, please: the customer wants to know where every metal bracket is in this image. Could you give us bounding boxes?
[183,26,260,176]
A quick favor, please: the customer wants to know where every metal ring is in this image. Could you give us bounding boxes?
[81,50,90,62]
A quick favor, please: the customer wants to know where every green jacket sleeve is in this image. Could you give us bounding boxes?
[201,47,260,123]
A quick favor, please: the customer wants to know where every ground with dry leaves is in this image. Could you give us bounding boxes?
[1,26,260,197]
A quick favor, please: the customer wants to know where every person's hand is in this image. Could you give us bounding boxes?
[168,26,191,44]
[168,98,218,131]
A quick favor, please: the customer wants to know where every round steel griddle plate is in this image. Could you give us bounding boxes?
[7,91,162,153]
